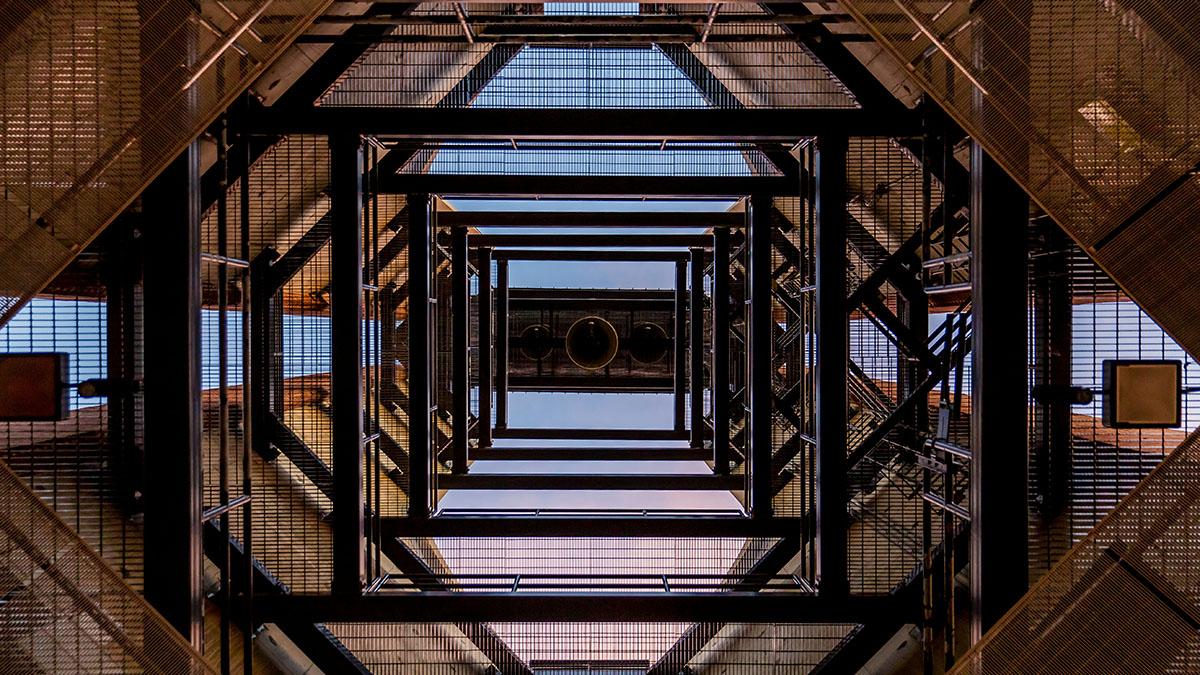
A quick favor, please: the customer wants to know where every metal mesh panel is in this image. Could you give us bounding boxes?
[318,6,859,110]
[838,0,1200,361]
[0,459,213,673]
[0,0,332,327]
[393,141,782,177]
[392,536,777,592]
[0,257,145,589]
[325,621,857,673]
[953,426,1200,674]
[1027,226,1200,581]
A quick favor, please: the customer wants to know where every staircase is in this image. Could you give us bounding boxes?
[837,1,1200,669]
[0,459,213,673]
[0,0,332,327]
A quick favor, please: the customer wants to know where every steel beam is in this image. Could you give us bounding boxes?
[470,233,711,248]
[142,142,203,647]
[492,425,691,441]
[509,297,675,312]
[508,375,674,392]
[969,141,1029,640]
[675,260,688,433]
[407,194,432,518]
[748,194,773,519]
[330,133,365,595]
[712,228,731,474]
[249,593,905,624]
[246,107,916,139]
[105,218,140,514]
[469,446,711,461]
[815,135,849,598]
[452,226,470,474]
[437,474,743,491]
[690,247,706,449]
[495,249,691,262]
[511,288,675,300]
[382,516,803,538]
[1031,221,1071,518]
[495,259,509,431]
[478,247,493,449]
[382,173,796,197]
[439,210,743,228]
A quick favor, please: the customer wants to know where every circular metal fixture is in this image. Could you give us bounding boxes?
[626,322,669,364]
[519,324,554,360]
[565,316,619,370]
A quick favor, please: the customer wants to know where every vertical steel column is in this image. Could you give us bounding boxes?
[249,249,279,461]
[478,248,494,449]
[1033,222,1071,518]
[330,133,364,595]
[674,260,688,433]
[142,143,203,647]
[815,136,849,596]
[969,141,1029,640]
[452,226,470,474]
[407,194,432,518]
[710,225,729,473]
[496,259,510,430]
[689,248,706,449]
[748,194,774,519]
[106,217,139,514]
[712,229,731,474]
[379,284,398,402]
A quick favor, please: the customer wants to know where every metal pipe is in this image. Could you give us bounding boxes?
[701,2,722,42]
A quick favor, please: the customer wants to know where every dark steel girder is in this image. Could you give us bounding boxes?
[439,210,742,228]
[470,233,711,248]
[381,516,804,538]
[247,107,917,139]
[381,174,799,197]
[438,473,744,491]
[248,592,906,624]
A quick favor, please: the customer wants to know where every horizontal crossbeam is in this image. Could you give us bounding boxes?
[247,107,917,139]
[381,516,800,538]
[439,210,742,228]
[248,592,908,623]
[438,474,743,491]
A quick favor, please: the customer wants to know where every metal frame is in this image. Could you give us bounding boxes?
[814,136,849,597]
[382,174,798,197]
[969,140,1029,640]
[690,247,706,449]
[381,516,804,538]
[246,107,917,139]
[331,132,366,595]
[142,142,204,647]
[407,193,433,518]
[248,592,908,624]
[439,210,743,228]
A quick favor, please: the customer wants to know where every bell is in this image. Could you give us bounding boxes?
[565,316,619,370]
[519,324,554,360]
[626,322,669,364]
